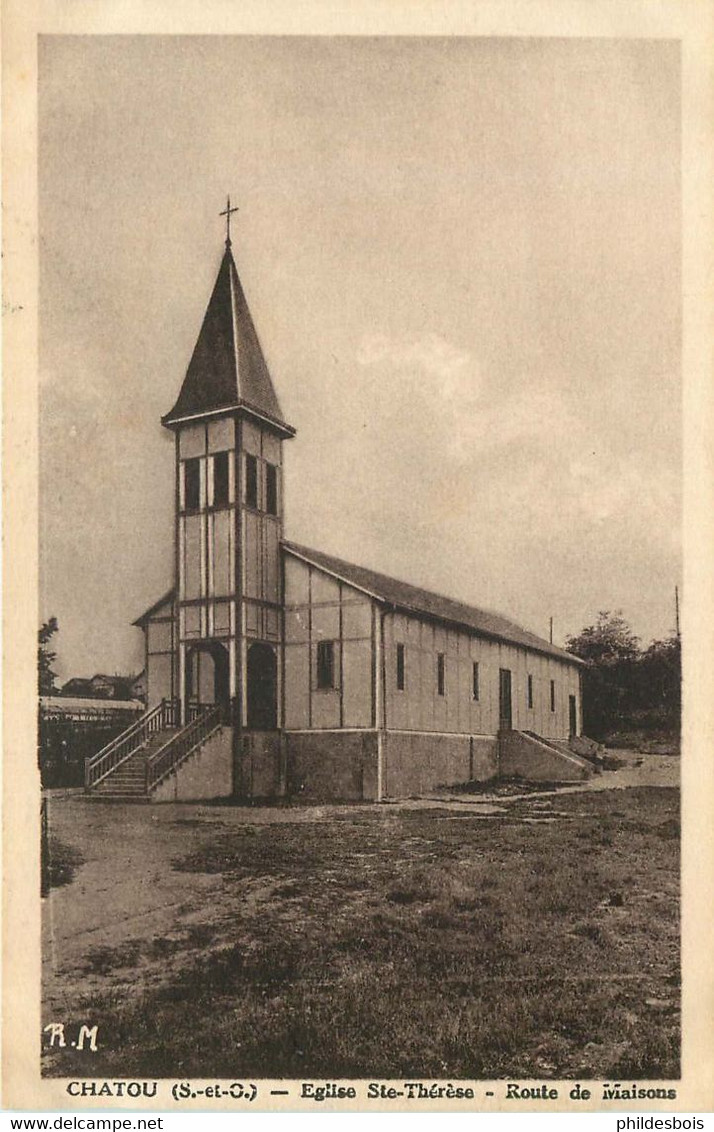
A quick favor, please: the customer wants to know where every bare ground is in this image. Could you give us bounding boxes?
[42,754,679,1080]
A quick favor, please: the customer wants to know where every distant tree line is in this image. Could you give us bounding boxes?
[566,611,681,740]
[38,617,59,695]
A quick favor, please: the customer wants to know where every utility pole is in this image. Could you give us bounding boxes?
[549,616,553,645]
[675,585,680,641]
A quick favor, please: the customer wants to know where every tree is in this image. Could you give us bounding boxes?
[38,617,59,695]
[566,612,681,739]
[639,635,681,721]
[566,611,641,738]
[565,610,641,667]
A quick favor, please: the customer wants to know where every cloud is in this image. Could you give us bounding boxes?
[355,329,582,462]
[348,329,680,567]
[357,331,476,394]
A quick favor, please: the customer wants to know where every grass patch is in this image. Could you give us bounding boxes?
[82,941,141,976]
[44,787,679,1080]
[42,836,85,894]
[604,729,680,756]
[447,777,568,797]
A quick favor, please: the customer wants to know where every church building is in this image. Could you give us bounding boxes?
[85,213,591,803]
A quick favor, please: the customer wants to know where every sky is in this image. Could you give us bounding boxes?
[39,35,681,682]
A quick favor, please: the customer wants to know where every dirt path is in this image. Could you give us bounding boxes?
[424,752,680,805]
[43,754,678,1023]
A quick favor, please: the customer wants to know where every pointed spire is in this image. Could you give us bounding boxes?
[162,241,294,437]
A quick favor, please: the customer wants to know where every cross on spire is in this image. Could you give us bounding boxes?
[219,195,239,248]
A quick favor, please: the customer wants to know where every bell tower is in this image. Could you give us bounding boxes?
[161,201,295,730]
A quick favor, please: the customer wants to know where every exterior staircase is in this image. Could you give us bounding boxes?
[90,731,179,800]
[85,699,222,802]
[521,731,594,774]
[550,733,606,770]
[500,729,593,782]
[523,731,605,773]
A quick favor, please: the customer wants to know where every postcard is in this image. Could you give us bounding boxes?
[3,0,713,1115]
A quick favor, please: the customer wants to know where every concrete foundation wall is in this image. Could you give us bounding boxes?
[285,730,379,802]
[237,731,283,799]
[152,726,233,802]
[499,730,590,783]
[147,722,596,806]
[383,731,498,797]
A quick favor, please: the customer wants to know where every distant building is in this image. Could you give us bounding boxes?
[87,220,591,803]
[42,695,143,721]
[61,673,141,701]
[40,695,143,789]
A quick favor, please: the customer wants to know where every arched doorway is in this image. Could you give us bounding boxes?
[247,642,277,731]
[186,642,230,719]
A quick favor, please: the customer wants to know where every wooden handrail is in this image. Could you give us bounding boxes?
[85,698,179,790]
[146,705,222,791]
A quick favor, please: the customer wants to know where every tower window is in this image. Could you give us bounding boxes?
[396,643,405,691]
[437,653,445,697]
[266,463,278,516]
[550,679,556,712]
[527,674,534,709]
[245,454,258,509]
[213,451,230,509]
[472,661,480,702]
[316,640,335,690]
[184,458,201,512]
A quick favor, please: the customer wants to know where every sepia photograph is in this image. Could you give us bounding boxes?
[35,32,684,1088]
[2,6,710,1112]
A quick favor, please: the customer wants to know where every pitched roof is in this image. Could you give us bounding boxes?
[132,589,175,627]
[132,548,580,666]
[283,541,581,665]
[41,696,143,716]
[60,674,138,699]
[162,245,294,436]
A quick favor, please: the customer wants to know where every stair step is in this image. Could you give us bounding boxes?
[85,794,151,804]
[97,774,146,781]
[96,783,146,790]
[97,770,145,780]
[96,783,146,791]
[87,721,214,802]
[100,771,145,778]
[97,778,144,787]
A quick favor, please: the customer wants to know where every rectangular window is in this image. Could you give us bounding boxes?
[437,652,445,697]
[527,674,534,709]
[550,679,556,712]
[317,640,335,690]
[245,453,258,509]
[396,643,405,691]
[266,462,278,516]
[472,661,480,702]
[184,458,201,512]
[213,451,230,509]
